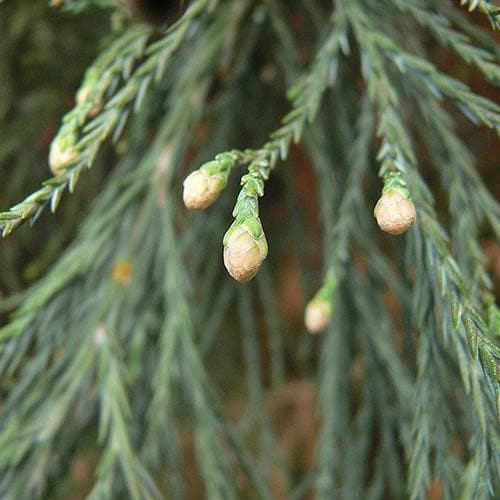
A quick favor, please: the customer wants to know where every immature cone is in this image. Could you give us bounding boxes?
[183,169,225,210]
[374,190,416,235]
[304,299,332,334]
[49,137,78,176]
[223,225,268,283]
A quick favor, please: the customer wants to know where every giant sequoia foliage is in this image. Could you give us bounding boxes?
[0,1,499,499]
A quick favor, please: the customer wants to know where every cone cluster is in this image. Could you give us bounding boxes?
[182,152,268,283]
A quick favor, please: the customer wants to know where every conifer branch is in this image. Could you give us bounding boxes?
[459,0,500,30]
[0,29,216,486]
[314,295,349,498]
[157,206,272,499]
[304,99,374,333]
[341,9,500,485]
[408,222,499,497]
[407,333,448,499]
[144,0,256,458]
[0,0,215,237]
[347,0,499,390]
[442,2,500,51]
[309,104,375,494]
[349,268,414,497]
[199,4,348,281]
[413,89,499,290]
[389,0,500,84]
[239,6,348,172]
[317,98,374,273]
[2,1,499,497]
[346,1,500,135]
[89,326,161,500]
[201,2,348,175]
[0,332,96,496]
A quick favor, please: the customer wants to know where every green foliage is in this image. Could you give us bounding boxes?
[459,0,500,29]
[0,0,499,499]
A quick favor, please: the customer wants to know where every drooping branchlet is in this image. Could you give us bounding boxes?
[221,159,269,282]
